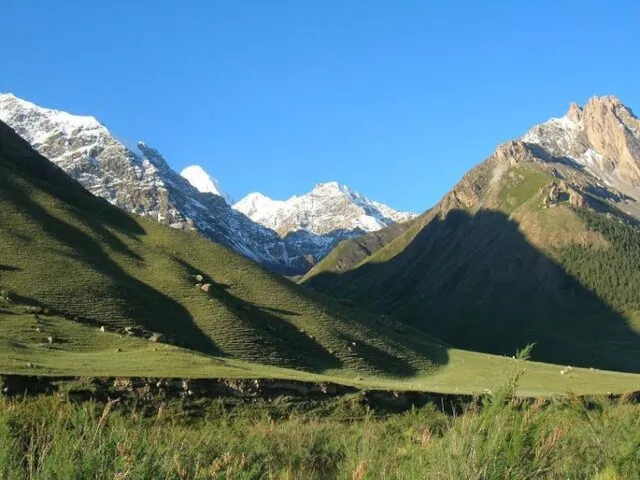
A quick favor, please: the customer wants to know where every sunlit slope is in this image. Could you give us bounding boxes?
[0,308,638,396]
[305,152,640,373]
[0,120,445,378]
[1,122,638,395]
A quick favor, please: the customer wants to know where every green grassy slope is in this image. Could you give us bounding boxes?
[0,120,445,380]
[1,121,638,395]
[301,216,418,282]
[1,308,638,396]
[304,159,640,373]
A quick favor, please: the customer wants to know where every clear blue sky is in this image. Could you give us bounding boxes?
[3,1,640,212]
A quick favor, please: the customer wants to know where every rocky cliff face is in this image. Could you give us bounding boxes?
[0,93,413,274]
[302,95,640,373]
[305,95,640,283]
[521,95,640,215]
[427,95,640,221]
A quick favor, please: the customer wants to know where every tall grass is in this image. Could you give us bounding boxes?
[0,389,638,479]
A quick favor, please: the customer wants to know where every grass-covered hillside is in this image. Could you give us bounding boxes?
[1,121,639,396]
[304,146,640,373]
[0,119,447,381]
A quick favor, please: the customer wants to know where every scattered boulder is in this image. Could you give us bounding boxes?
[46,336,54,344]
[201,283,212,293]
[99,326,107,333]
[568,189,587,208]
[542,181,588,209]
[194,274,204,283]
[148,332,166,343]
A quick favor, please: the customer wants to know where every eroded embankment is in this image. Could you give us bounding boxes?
[2,375,638,415]
[0,375,478,414]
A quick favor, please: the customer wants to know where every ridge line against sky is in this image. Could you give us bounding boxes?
[2,0,640,212]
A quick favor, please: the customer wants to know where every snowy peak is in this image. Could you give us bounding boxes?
[233,192,285,219]
[234,182,416,237]
[309,181,346,195]
[180,165,231,203]
[0,92,415,275]
[520,95,640,191]
[0,92,105,146]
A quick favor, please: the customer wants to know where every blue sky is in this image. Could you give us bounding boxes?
[3,1,640,212]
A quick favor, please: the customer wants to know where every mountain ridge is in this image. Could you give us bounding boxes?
[304,95,640,280]
[303,95,640,371]
[233,180,416,237]
[0,116,447,378]
[0,93,413,274]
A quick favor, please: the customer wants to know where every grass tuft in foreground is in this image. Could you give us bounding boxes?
[1,358,639,479]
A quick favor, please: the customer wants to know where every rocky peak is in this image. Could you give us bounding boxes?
[567,102,583,123]
[520,95,640,194]
[494,140,540,166]
[310,181,345,195]
[0,93,106,148]
[137,142,173,173]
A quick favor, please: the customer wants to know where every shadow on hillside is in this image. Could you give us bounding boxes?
[307,209,640,373]
[336,333,421,377]
[0,265,21,273]
[0,122,146,260]
[174,258,343,372]
[0,160,221,356]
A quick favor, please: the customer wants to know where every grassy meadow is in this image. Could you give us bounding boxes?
[0,372,639,479]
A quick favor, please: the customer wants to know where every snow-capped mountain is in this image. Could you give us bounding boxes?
[0,93,414,274]
[0,93,298,272]
[234,181,415,237]
[181,165,233,204]
[520,95,640,217]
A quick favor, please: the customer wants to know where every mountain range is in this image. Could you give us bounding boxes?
[0,115,441,378]
[0,93,414,275]
[304,95,640,371]
[2,91,640,374]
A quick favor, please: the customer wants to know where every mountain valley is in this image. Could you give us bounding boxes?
[0,93,414,275]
